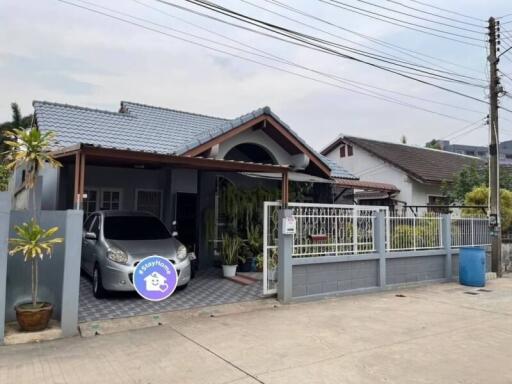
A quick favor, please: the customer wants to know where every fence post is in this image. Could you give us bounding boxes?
[375,210,386,288]
[278,208,293,303]
[60,209,83,337]
[0,192,12,345]
[442,214,452,281]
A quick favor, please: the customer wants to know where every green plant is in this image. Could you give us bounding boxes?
[246,223,262,259]
[9,220,63,308]
[221,234,244,265]
[4,126,63,311]
[3,127,61,189]
[0,164,9,191]
[463,186,512,232]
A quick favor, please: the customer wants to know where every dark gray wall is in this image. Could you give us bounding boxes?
[292,260,379,297]
[6,211,69,321]
[386,255,445,285]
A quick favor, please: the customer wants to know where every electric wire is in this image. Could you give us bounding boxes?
[56,0,481,123]
[318,0,485,46]
[264,0,485,76]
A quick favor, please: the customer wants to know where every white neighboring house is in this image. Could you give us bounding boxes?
[321,135,483,208]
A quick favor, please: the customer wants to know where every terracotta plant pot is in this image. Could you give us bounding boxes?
[15,302,53,332]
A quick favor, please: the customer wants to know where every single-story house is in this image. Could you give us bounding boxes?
[12,100,397,271]
[321,135,483,208]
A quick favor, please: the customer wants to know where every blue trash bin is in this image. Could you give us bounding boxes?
[459,247,486,287]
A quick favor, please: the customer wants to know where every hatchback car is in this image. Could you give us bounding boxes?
[81,211,191,298]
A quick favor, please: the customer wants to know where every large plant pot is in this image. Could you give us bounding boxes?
[222,264,238,278]
[15,302,53,332]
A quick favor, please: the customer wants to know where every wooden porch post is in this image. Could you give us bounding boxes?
[73,151,86,210]
[281,170,289,207]
[73,152,81,210]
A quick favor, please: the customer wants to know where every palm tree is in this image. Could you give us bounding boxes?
[4,125,63,312]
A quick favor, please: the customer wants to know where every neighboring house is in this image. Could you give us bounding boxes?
[434,139,512,165]
[321,135,483,208]
[14,100,364,270]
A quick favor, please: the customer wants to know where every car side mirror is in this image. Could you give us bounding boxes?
[85,231,97,241]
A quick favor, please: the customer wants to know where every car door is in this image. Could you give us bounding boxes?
[82,215,99,275]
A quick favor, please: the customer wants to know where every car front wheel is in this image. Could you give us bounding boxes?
[93,265,107,299]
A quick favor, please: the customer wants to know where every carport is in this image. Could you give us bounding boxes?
[51,144,289,322]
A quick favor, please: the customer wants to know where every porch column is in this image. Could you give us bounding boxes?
[281,170,289,207]
[73,151,86,210]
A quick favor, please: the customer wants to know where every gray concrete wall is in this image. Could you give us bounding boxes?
[287,212,492,301]
[1,208,83,343]
[292,259,379,298]
[386,255,445,285]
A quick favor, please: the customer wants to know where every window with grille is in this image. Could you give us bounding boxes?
[136,190,162,218]
[84,189,99,219]
[101,189,121,211]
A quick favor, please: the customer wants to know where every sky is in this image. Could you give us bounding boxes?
[1,0,512,151]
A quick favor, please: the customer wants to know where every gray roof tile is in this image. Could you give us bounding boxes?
[33,100,356,179]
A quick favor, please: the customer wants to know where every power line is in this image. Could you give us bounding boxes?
[318,0,485,46]
[381,0,485,28]
[133,0,484,116]
[240,0,486,84]
[400,0,485,23]
[175,0,491,104]
[264,0,485,76]
[178,0,485,87]
[352,0,484,34]
[57,0,481,124]
[143,0,481,86]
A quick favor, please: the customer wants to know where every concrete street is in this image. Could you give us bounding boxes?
[2,277,512,384]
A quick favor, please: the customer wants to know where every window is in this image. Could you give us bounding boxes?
[339,144,346,158]
[136,190,162,218]
[101,189,121,210]
[83,188,99,218]
[103,216,170,240]
[347,145,353,156]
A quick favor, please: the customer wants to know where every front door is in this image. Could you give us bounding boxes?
[175,193,198,253]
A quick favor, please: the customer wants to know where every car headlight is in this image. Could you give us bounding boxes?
[176,245,187,261]
[107,247,129,264]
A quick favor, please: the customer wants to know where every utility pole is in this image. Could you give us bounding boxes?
[488,17,502,277]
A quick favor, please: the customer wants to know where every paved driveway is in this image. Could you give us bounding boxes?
[3,276,512,383]
[79,269,263,322]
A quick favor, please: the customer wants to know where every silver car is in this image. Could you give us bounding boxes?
[81,211,191,298]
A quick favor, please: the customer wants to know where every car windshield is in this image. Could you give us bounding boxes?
[103,216,171,240]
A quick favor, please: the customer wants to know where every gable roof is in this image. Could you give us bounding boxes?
[33,100,356,179]
[322,135,482,184]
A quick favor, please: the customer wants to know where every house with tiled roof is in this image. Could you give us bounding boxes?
[14,100,391,271]
[321,135,483,208]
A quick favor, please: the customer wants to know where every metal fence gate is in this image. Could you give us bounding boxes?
[262,202,388,295]
[262,202,491,295]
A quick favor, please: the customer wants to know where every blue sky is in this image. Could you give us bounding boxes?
[1,0,511,150]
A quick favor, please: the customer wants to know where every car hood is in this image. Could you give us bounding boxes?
[107,237,182,260]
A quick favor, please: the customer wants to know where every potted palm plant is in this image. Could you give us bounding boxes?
[221,234,243,278]
[4,126,63,332]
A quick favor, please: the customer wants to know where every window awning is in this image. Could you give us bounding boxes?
[241,171,334,184]
[333,178,399,193]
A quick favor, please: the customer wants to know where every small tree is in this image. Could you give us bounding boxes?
[441,162,487,204]
[4,126,63,310]
[463,186,512,232]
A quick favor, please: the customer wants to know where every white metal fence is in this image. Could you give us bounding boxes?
[387,213,444,251]
[451,217,491,248]
[262,202,491,295]
[290,203,384,257]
